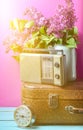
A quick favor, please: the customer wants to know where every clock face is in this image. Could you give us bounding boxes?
[14,105,32,127]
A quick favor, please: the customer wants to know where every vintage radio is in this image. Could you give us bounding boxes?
[20,51,67,86]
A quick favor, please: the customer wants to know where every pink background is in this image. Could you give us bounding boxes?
[0,0,83,107]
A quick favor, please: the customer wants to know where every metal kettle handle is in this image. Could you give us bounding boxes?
[65,105,83,114]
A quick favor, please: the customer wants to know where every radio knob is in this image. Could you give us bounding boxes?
[55,74,60,79]
[55,62,59,68]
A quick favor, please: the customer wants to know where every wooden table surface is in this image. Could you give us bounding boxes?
[0,107,83,130]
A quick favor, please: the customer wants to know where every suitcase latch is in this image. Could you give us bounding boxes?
[49,94,59,108]
[65,105,83,114]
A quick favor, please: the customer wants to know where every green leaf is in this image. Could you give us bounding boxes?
[41,35,49,41]
[10,18,19,30]
[36,41,46,48]
[25,21,34,28]
[48,35,56,43]
[57,38,62,44]
[73,26,78,35]
[10,19,28,32]
[62,29,67,33]
[10,21,15,30]
[12,55,20,62]
[32,31,39,37]
[39,26,46,34]
[66,38,77,48]
[41,34,56,45]
[66,44,77,48]
[19,20,28,31]
[67,35,72,39]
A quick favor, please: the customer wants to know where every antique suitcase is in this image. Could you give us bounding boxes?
[14,81,83,127]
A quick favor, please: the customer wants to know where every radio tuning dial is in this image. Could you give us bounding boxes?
[55,74,60,79]
[55,62,59,68]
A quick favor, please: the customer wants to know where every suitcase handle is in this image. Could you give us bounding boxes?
[65,105,83,114]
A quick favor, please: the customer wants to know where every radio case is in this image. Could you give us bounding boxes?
[21,81,83,125]
[20,53,67,86]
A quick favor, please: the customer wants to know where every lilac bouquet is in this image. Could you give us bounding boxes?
[3,0,79,61]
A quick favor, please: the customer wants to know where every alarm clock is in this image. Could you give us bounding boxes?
[14,105,35,127]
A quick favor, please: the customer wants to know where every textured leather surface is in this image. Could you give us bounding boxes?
[21,81,83,125]
[22,81,83,99]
